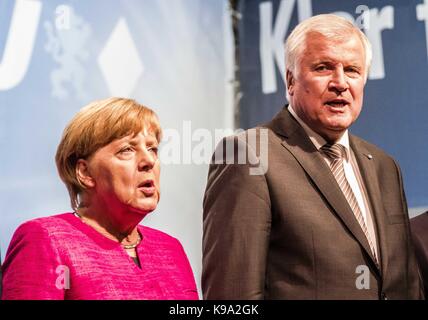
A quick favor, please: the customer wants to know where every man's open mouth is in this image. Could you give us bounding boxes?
[325,99,350,108]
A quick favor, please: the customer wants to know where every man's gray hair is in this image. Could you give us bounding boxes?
[285,14,372,80]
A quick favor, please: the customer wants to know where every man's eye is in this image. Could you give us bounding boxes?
[346,67,360,74]
[315,65,328,71]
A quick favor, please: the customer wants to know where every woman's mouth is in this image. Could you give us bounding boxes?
[138,180,156,196]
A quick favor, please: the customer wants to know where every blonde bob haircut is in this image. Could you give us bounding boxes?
[55,97,162,210]
[285,14,372,81]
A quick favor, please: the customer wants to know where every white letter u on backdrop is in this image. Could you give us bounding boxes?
[0,0,42,91]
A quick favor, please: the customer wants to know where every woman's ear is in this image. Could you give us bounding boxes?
[76,159,95,189]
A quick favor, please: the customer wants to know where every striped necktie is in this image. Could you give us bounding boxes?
[321,143,379,265]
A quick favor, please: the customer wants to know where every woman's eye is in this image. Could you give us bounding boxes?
[119,146,133,153]
[148,146,158,155]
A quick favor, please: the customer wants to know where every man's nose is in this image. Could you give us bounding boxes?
[329,68,349,92]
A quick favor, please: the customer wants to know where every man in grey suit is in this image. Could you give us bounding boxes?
[411,211,428,297]
[202,14,423,299]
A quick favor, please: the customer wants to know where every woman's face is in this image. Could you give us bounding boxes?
[83,130,160,217]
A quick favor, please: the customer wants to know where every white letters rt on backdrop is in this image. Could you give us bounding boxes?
[417,0,428,60]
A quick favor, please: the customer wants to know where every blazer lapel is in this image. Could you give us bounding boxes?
[350,137,388,274]
[269,107,380,272]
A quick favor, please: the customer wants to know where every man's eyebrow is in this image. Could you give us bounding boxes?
[310,60,334,68]
[312,60,334,65]
[349,62,363,67]
[347,64,362,69]
[311,60,363,67]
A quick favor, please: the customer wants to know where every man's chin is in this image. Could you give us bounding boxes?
[318,126,348,142]
[324,119,352,132]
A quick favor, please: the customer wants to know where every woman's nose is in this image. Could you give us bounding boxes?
[138,148,156,171]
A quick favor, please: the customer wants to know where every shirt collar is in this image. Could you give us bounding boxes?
[288,104,351,161]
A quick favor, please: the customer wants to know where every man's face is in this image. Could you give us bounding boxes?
[287,32,367,142]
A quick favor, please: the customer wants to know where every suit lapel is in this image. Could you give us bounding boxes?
[350,137,388,274]
[269,107,380,272]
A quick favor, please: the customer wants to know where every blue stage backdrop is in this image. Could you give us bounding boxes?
[237,0,428,211]
[0,0,235,295]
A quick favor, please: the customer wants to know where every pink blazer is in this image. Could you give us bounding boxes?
[1,213,198,300]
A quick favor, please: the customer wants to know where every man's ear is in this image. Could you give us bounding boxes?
[286,69,295,96]
[76,159,95,189]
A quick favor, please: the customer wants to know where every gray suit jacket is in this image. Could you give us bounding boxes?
[202,106,424,299]
[410,212,428,297]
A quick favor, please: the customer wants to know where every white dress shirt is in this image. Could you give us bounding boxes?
[288,105,379,258]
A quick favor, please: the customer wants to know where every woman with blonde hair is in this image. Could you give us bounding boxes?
[1,97,198,300]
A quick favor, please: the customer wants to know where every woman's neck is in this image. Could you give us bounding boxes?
[75,204,142,246]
